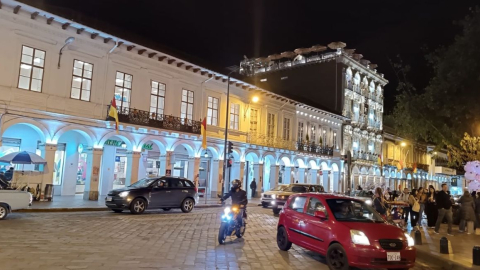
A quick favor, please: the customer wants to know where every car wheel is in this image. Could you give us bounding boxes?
[181,198,194,213]
[273,208,281,215]
[162,208,171,211]
[129,198,147,214]
[218,223,228,245]
[262,203,268,208]
[0,205,8,220]
[326,243,350,270]
[112,209,123,213]
[277,226,292,251]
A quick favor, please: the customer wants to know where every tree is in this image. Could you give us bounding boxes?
[392,7,480,161]
[447,133,480,168]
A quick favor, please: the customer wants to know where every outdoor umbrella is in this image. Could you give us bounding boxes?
[0,151,47,165]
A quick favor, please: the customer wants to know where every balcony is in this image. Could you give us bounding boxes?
[296,141,334,156]
[108,107,201,135]
[352,150,378,162]
[343,110,353,119]
[247,132,296,150]
[353,85,361,94]
[346,80,353,91]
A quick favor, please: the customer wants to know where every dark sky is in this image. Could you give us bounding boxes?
[19,0,478,113]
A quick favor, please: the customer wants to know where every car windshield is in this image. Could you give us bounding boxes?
[283,185,308,193]
[326,199,384,223]
[272,186,287,191]
[129,178,157,188]
[355,190,373,197]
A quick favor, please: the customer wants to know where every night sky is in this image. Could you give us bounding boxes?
[19,0,479,113]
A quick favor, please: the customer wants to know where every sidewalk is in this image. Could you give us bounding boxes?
[14,195,261,212]
[412,224,480,270]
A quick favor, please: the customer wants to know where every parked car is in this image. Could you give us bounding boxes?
[0,190,33,220]
[105,177,199,214]
[261,185,288,208]
[277,193,416,270]
[354,190,374,205]
[271,184,324,214]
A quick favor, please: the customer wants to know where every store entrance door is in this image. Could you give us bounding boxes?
[114,149,128,190]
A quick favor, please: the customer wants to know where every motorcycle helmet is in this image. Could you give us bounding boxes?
[231,179,242,191]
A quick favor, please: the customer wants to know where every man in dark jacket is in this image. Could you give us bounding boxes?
[434,183,453,235]
[221,179,248,220]
[249,178,257,198]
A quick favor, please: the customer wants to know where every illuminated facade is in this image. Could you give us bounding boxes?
[0,0,342,200]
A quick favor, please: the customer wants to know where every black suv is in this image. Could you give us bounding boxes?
[105,176,199,214]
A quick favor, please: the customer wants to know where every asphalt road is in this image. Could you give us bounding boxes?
[0,206,443,270]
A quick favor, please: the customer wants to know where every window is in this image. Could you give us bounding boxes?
[306,197,327,216]
[250,109,258,132]
[267,113,276,137]
[207,97,219,126]
[181,89,194,123]
[288,196,307,213]
[71,60,93,101]
[150,81,166,117]
[283,118,290,140]
[230,104,240,130]
[310,124,316,143]
[169,178,184,188]
[333,131,337,148]
[297,122,304,142]
[18,45,45,92]
[322,128,327,146]
[114,71,133,109]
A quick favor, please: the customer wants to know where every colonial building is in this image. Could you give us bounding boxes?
[0,0,343,201]
[240,44,388,192]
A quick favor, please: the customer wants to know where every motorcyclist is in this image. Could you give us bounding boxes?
[220,179,248,220]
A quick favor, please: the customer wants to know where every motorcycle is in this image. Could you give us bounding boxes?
[218,204,246,244]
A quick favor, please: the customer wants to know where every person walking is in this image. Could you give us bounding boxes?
[373,187,387,218]
[458,189,476,234]
[409,189,420,229]
[417,187,427,227]
[434,184,453,235]
[397,188,410,223]
[249,178,257,198]
[425,185,438,228]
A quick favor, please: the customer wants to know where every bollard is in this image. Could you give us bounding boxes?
[414,230,422,245]
[440,237,450,254]
[474,246,480,266]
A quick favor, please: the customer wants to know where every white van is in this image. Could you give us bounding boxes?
[0,190,32,220]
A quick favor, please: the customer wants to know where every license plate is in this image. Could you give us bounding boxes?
[387,252,401,261]
[106,197,113,202]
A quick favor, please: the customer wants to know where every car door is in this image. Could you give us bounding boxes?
[165,178,186,207]
[149,179,169,208]
[302,196,330,253]
[284,196,310,248]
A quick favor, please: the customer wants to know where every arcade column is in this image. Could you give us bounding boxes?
[297,168,305,183]
[41,144,57,200]
[322,170,329,191]
[83,148,103,201]
[129,151,141,184]
[165,151,174,175]
[309,169,318,184]
[272,165,280,188]
[333,171,340,192]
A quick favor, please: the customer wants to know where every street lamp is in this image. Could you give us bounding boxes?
[400,142,406,147]
[243,95,259,120]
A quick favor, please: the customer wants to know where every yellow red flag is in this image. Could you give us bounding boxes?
[108,97,119,134]
[201,117,207,149]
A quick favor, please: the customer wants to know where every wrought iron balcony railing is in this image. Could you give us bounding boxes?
[247,132,296,150]
[107,106,201,135]
[352,150,379,162]
[346,81,353,91]
[296,141,334,156]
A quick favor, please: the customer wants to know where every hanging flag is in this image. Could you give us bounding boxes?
[108,97,119,134]
[201,117,207,149]
[377,154,382,165]
[413,162,418,173]
[397,160,403,171]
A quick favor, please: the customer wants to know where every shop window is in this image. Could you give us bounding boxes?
[181,89,194,124]
[71,60,93,101]
[150,80,166,117]
[18,45,45,92]
[207,96,219,126]
[230,103,240,130]
[52,144,66,186]
[114,71,133,110]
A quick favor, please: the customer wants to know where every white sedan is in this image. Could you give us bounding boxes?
[0,190,32,220]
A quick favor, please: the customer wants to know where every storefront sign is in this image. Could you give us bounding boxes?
[115,156,120,162]
[105,139,123,147]
[142,143,153,151]
[77,144,84,154]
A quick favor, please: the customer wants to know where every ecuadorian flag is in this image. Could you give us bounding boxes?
[201,117,207,149]
[109,97,119,133]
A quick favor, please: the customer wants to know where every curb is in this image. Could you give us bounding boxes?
[14,204,222,213]
[415,246,477,270]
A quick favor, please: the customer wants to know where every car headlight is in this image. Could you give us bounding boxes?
[350,230,370,246]
[365,199,372,205]
[405,233,414,247]
[119,191,129,198]
[272,194,276,199]
[224,207,231,215]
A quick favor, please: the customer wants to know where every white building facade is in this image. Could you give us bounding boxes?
[0,0,343,201]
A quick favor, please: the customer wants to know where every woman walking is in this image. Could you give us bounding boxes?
[458,189,476,234]
[425,185,438,228]
[373,187,387,218]
[417,187,427,227]
[409,189,420,229]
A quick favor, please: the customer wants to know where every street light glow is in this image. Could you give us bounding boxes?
[252,96,259,103]
[401,142,406,147]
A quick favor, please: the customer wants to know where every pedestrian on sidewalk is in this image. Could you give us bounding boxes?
[434,183,453,235]
[397,188,410,223]
[425,185,438,228]
[250,178,257,198]
[417,187,427,227]
[458,189,476,234]
[409,189,420,229]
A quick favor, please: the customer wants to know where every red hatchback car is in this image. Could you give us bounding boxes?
[277,193,416,270]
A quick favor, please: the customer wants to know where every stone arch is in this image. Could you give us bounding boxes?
[52,125,95,146]
[263,153,276,165]
[353,72,361,85]
[137,136,168,154]
[368,167,375,175]
[375,168,381,176]
[170,140,195,157]
[204,146,220,159]
[360,167,368,175]
[320,161,330,171]
[2,118,48,142]
[244,151,260,163]
[407,173,412,180]
[352,165,360,174]
[331,163,340,172]
[278,154,291,166]
[369,81,375,93]
[308,159,319,170]
[97,131,134,150]
[294,158,306,168]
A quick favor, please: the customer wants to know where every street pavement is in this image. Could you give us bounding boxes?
[1,206,442,270]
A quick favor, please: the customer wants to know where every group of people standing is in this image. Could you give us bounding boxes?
[371,184,480,235]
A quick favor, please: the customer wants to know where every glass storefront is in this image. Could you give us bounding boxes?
[52,144,66,186]
[113,150,127,189]
[173,160,188,178]
[76,152,88,194]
